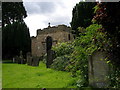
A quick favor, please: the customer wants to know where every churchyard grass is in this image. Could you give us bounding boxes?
[2,61,78,88]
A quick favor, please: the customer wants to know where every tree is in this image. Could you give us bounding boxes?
[2,2,31,59]
[93,2,120,67]
[93,3,120,87]
[2,2,27,27]
[71,2,96,36]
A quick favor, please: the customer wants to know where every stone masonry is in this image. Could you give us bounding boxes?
[31,24,74,57]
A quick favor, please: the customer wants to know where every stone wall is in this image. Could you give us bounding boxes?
[31,25,74,57]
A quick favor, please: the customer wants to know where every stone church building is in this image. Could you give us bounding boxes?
[31,24,74,57]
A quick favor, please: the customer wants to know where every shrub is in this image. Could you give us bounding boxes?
[65,24,106,87]
[51,42,74,71]
[51,24,108,87]
[51,55,70,71]
[52,42,74,57]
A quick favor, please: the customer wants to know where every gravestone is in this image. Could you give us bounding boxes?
[13,57,15,63]
[32,56,40,66]
[46,50,55,68]
[88,50,110,88]
[45,36,56,68]
[19,51,25,64]
[26,52,33,66]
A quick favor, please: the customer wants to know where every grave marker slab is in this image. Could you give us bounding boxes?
[46,50,55,68]
[88,50,110,88]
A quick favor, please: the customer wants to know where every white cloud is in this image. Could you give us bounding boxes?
[23,0,80,36]
[24,14,48,36]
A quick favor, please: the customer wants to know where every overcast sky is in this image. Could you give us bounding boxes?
[23,0,81,36]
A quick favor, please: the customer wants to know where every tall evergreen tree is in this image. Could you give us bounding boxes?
[2,2,31,59]
[2,2,27,27]
[71,2,96,36]
[93,2,120,67]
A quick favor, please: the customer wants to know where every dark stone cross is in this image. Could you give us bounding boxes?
[18,51,26,64]
[42,36,56,68]
[48,22,50,27]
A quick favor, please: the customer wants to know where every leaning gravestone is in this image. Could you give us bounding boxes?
[26,52,33,66]
[32,56,40,66]
[88,50,110,88]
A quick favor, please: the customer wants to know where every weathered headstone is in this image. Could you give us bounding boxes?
[26,52,33,66]
[19,51,24,64]
[13,57,15,63]
[46,50,55,68]
[32,56,40,66]
[88,50,110,88]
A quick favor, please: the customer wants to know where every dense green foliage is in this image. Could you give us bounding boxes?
[52,42,74,57]
[51,55,70,71]
[51,42,73,71]
[3,61,78,88]
[71,2,96,36]
[93,2,120,67]
[67,24,105,87]
[2,2,31,59]
[93,2,120,88]
[2,22,31,59]
[51,24,105,87]
[2,2,27,27]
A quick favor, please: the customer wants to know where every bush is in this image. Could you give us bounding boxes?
[52,42,74,57]
[51,24,108,87]
[51,42,74,71]
[51,55,70,71]
[107,64,120,88]
[65,24,106,87]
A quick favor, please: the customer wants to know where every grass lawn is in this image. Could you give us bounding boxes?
[2,61,78,88]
